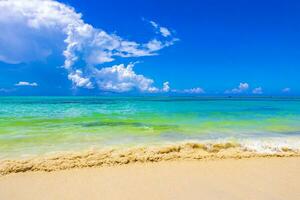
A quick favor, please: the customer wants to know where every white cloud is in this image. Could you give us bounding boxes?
[149,20,171,37]
[225,82,249,94]
[145,39,163,51]
[282,88,291,93]
[68,70,93,89]
[0,0,70,64]
[93,63,159,93]
[149,21,159,29]
[169,87,205,94]
[252,87,263,94]
[162,82,170,92]
[183,87,205,94]
[0,0,178,92]
[238,82,249,90]
[159,27,171,37]
[15,81,38,87]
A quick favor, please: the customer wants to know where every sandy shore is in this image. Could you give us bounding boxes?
[2,142,300,175]
[0,157,300,200]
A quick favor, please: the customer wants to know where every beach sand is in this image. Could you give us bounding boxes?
[0,157,299,200]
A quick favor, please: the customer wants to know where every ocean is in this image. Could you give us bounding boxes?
[1,96,300,159]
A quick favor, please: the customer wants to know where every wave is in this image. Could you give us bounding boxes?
[1,141,300,176]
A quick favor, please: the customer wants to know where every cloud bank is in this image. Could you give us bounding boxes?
[0,0,178,92]
[183,87,205,94]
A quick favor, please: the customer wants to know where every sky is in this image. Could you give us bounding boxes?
[0,0,299,96]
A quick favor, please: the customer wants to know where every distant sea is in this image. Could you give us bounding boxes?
[1,96,300,159]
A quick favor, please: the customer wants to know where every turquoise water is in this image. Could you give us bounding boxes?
[1,96,300,159]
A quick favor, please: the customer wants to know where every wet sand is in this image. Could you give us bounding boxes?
[1,142,299,175]
[1,157,300,200]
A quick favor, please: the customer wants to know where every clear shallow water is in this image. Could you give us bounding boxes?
[1,96,300,159]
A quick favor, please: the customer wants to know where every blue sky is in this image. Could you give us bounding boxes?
[0,0,299,96]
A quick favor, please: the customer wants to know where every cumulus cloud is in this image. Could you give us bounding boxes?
[282,88,291,93]
[15,81,38,87]
[162,82,170,92]
[93,63,159,93]
[225,83,249,94]
[0,0,68,64]
[0,0,178,92]
[68,70,93,89]
[252,87,263,94]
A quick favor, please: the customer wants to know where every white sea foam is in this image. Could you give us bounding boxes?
[239,138,300,153]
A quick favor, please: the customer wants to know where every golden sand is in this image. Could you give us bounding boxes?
[1,142,299,175]
[1,157,300,200]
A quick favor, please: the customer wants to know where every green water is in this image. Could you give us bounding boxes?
[1,96,300,158]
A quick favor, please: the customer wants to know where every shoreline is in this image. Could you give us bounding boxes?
[1,141,300,176]
[1,157,300,200]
